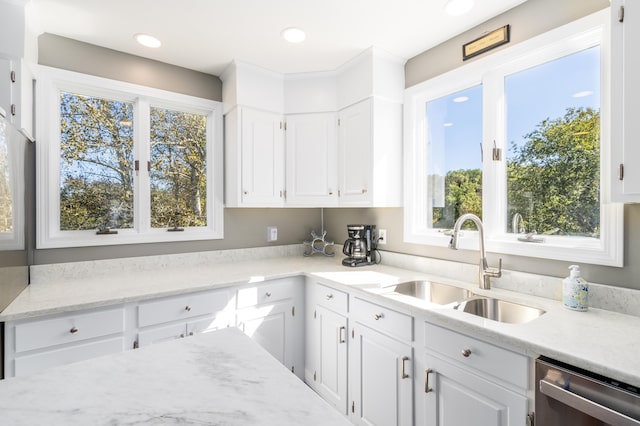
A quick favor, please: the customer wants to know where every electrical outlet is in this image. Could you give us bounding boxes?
[378,229,387,245]
[267,226,278,242]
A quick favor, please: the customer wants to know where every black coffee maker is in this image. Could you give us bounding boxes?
[342,224,376,267]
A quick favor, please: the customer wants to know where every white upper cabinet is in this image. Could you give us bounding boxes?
[611,0,640,202]
[221,49,405,208]
[285,112,338,206]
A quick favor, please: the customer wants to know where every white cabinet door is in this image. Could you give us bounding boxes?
[350,322,413,426]
[138,322,188,347]
[237,301,294,369]
[338,99,372,205]
[422,352,528,426]
[240,107,285,206]
[611,0,640,201]
[0,57,12,119]
[285,112,338,206]
[312,305,348,414]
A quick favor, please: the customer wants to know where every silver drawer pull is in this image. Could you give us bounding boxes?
[461,348,472,358]
[374,313,384,320]
[339,326,346,344]
[265,292,272,297]
[69,326,79,334]
[326,294,334,300]
[185,305,192,312]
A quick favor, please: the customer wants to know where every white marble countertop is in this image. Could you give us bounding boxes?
[0,327,352,426]
[2,247,640,391]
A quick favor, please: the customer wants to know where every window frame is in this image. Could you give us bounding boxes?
[36,66,224,248]
[403,10,623,267]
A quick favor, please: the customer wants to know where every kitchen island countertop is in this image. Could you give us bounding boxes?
[0,327,352,426]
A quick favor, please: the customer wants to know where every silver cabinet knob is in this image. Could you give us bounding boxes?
[461,349,472,358]
[69,326,79,334]
[265,292,272,297]
[374,313,384,320]
[326,294,334,300]
[185,305,192,312]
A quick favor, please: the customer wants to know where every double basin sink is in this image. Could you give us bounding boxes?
[381,280,545,324]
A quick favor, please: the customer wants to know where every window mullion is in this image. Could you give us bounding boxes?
[136,98,151,234]
[482,70,508,237]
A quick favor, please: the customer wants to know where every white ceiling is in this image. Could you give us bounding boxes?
[28,0,528,76]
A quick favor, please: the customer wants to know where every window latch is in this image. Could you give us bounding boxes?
[492,140,502,161]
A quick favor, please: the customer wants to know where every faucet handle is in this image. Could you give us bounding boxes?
[486,258,503,278]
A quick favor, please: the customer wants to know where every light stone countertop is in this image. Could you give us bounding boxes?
[0,327,353,426]
[2,246,640,391]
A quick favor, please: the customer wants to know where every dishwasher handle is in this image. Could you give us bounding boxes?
[539,379,640,426]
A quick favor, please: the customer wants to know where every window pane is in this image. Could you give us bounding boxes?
[59,92,134,231]
[0,121,13,233]
[150,107,207,228]
[426,85,483,229]
[506,47,600,238]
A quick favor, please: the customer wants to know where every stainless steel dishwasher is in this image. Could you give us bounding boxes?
[535,357,640,426]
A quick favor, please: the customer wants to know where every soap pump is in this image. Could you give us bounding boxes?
[562,265,589,311]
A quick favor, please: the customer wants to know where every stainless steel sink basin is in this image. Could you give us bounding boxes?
[453,297,545,324]
[384,281,473,305]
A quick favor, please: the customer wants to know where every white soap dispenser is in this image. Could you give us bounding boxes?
[562,265,588,311]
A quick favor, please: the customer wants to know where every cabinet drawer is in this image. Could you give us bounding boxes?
[14,308,124,353]
[314,283,348,314]
[425,323,528,389]
[352,297,413,342]
[14,337,124,377]
[138,289,230,327]
[237,280,295,308]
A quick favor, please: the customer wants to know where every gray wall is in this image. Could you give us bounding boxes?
[34,34,321,264]
[323,0,640,290]
[38,34,222,101]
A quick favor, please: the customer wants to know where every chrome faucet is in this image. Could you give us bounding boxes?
[449,213,502,289]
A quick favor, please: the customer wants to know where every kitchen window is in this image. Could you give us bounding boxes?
[404,10,623,266]
[36,66,223,248]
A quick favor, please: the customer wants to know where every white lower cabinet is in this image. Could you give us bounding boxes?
[4,307,126,377]
[137,288,233,348]
[306,281,349,414]
[419,323,529,426]
[235,277,304,380]
[350,297,413,426]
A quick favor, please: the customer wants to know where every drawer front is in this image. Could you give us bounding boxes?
[425,323,528,389]
[314,283,348,314]
[14,337,124,377]
[138,289,230,327]
[14,308,124,353]
[352,297,413,342]
[237,280,295,308]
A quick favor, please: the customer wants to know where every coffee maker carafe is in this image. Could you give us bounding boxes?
[342,224,376,267]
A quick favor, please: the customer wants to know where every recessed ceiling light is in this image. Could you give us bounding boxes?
[572,90,594,98]
[134,33,162,48]
[453,96,469,103]
[281,27,306,43]
[444,0,475,16]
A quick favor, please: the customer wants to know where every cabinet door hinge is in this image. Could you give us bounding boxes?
[10,70,16,83]
[133,340,139,349]
[619,5,625,23]
[292,306,295,317]
[351,401,355,413]
[619,163,624,181]
[352,328,355,339]
[527,412,535,426]
[314,309,316,319]
[313,371,317,381]
[338,118,341,126]
[291,365,295,373]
